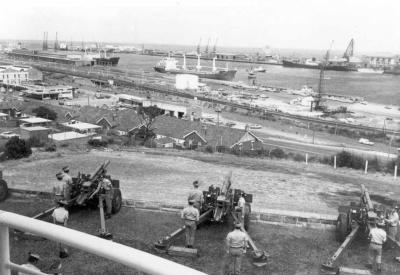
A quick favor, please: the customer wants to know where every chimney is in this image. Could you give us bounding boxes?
[245,124,250,132]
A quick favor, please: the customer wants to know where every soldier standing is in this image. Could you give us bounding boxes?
[188,180,204,213]
[61,166,73,202]
[90,177,114,219]
[181,199,199,248]
[367,220,387,272]
[52,201,69,258]
[54,172,65,203]
[385,205,399,241]
[226,223,248,275]
[235,192,246,224]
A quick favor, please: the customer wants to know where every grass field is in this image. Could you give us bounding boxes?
[2,197,400,274]
[2,148,400,217]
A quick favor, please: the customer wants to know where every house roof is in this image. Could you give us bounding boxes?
[20,117,52,123]
[152,116,258,148]
[76,106,142,131]
[154,136,175,144]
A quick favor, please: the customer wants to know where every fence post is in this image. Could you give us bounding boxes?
[0,224,10,275]
[334,156,337,169]
[395,165,398,179]
[364,160,368,174]
[305,153,308,165]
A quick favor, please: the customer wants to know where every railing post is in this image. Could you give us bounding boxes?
[364,160,368,175]
[0,224,11,275]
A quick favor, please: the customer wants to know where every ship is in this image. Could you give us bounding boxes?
[154,55,236,81]
[93,56,120,66]
[282,59,356,72]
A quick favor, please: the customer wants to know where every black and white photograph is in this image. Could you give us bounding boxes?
[0,0,400,274]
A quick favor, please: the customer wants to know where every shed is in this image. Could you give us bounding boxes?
[20,117,52,127]
[61,120,101,134]
[20,126,50,143]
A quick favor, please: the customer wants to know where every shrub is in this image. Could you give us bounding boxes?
[293,153,306,162]
[204,145,214,153]
[32,106,58,121]
[44,142,57,152]
[5,137,32,159]
[88,139,108,147]
[270,148,286,159]
[336,151,364,170]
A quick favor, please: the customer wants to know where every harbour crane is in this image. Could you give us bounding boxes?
[342,38,354,61]
[205,38,211,54]
[196,38,202,55]
[212,38,218,56]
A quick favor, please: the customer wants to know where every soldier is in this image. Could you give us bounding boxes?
[54,172,65,203]
[61,166,73,201]
[226,222,248,275]
[367,220,387,272]
[188,180,204,213]
[52,201,69,258]
[19,252,41,275]
[235,192,246,224]
[385,205,399,241]
[181,199,199,248]
[90,177,114,219]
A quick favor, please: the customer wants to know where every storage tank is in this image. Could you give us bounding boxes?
[175,74,199,90]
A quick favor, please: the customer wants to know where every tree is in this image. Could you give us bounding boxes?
[136,105,164,142]
[32,106,57,121]
[5,137,32,159]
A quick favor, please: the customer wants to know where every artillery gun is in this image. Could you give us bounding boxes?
[321,184,388,273]
[154,172,267,266]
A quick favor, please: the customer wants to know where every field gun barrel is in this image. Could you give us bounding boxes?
[90,160,111,182]
[360,184,373,211]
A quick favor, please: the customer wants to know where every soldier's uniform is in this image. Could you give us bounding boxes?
[181,201,199,248]
[235,194,246,224]
[54,172,65,203]
[188,181,203,212]
[62,167,73,202]
[386,207,399,240]
[52,202,69,258]
[226,224,248,275]
[368,222,386,272]
[99,178,114,218]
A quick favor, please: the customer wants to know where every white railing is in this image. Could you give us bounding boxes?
[0,210,207,275]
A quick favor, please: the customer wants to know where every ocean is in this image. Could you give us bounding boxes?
[3,40,400,106]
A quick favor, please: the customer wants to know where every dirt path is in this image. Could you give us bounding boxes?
[3,149,400,217]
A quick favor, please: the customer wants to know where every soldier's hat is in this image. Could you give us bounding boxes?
[193,180,199,187]
[234,222,242,229]
[28,252,40,262]
[62,166,70,173]
[58,200,67,206]
[188,199,195,205]
[56,172,63,178]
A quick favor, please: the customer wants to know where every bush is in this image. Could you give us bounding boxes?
[88,139,108,147]
[270,148,286,159]
[204,145,214,153]
[44,142,57,152]
[336,151,364,170]
[293,153,306,162]
[5,137,32,159]
[32,106,58,121]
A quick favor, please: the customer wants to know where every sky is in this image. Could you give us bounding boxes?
[3,0,400,54]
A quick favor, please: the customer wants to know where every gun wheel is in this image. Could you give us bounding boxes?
[0,179,8,202]
[112,189,122,214]
[335,213,349,242]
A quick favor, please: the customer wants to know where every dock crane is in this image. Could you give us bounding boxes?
[205,38,211,55]
[196,38,202,55]
[342,38,354,61]
[313,41,334,112]
[212,38,218,56]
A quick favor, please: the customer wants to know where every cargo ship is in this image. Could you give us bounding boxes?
[282,59,356,72]
[154,55,236,81]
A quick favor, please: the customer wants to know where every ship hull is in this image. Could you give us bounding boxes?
[94,57,120,66]
[154,66,236,81]
[282,60,356,72]
[383,68,400,75]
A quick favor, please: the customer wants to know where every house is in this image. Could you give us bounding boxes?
[152,116,263,151]
[75,106,142,136]
[153,136,175,148]
[60,120,101,135]
[0,102,23,119]
[19,117,52,127]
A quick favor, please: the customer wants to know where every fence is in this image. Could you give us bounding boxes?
[0,210,207,275]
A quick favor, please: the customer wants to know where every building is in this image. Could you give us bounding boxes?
[143,99,202,119]
[23,84,75,100]
[20,126,50,143]
[61,120,101,135]
[0,65,29,86]
[118,94,144,109]
[20,117,52,127]
[362,54,400,67]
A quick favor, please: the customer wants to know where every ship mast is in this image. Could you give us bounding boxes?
[196,38,202,54]
[212,38,218,57]
[205,38,210,55]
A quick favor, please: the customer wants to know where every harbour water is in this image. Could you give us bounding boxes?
[117,53,400,106]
